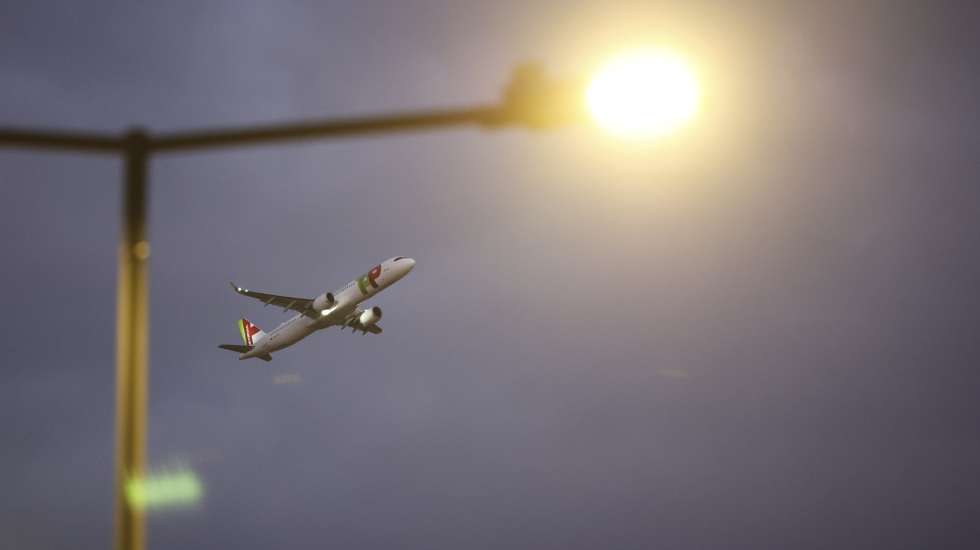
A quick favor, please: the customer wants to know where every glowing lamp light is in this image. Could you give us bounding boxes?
[587,49,700,138]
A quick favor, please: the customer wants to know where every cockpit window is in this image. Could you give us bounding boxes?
[393,256,405,261]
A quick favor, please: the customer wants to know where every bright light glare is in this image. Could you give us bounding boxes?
[126,468,202,510]
[587,49,700,138]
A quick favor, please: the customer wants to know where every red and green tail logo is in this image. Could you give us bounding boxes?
[238,319,262,346]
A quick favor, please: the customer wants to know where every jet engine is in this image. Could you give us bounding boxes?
[359,306,382,326]
[313,292,336,311]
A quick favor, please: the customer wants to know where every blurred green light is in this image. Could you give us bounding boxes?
[126,469,202,510]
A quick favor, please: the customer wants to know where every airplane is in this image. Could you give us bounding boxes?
[218,256,415,361]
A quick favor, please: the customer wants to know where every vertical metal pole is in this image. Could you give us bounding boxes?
[115,129,150,550]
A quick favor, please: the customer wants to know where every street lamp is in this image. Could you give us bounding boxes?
[0,51,700,550]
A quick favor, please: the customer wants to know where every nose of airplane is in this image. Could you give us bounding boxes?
[404,258,416,271]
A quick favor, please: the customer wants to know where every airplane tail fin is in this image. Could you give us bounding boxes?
[238,318,267,346]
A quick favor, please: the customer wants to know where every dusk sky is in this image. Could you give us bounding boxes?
[2,1,979,548]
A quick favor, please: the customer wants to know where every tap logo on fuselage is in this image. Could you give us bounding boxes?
[356,265,382,296]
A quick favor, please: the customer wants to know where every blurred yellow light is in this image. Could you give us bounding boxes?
[587,49,700,138]
[126,468,202,510]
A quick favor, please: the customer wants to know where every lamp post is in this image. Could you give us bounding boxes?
[0,63,580,550]
[2,48,702,548]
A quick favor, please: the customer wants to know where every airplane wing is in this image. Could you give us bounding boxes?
[337,308,383,334]
[230,282,314,315]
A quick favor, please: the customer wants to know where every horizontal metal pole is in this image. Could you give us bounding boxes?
[1,105,516,156]
[151,106,507,152]
[0,127,122,153]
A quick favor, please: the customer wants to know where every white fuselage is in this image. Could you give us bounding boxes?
[241,257,415,359]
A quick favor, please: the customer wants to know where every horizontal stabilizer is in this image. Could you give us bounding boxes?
[219,344,251,353]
